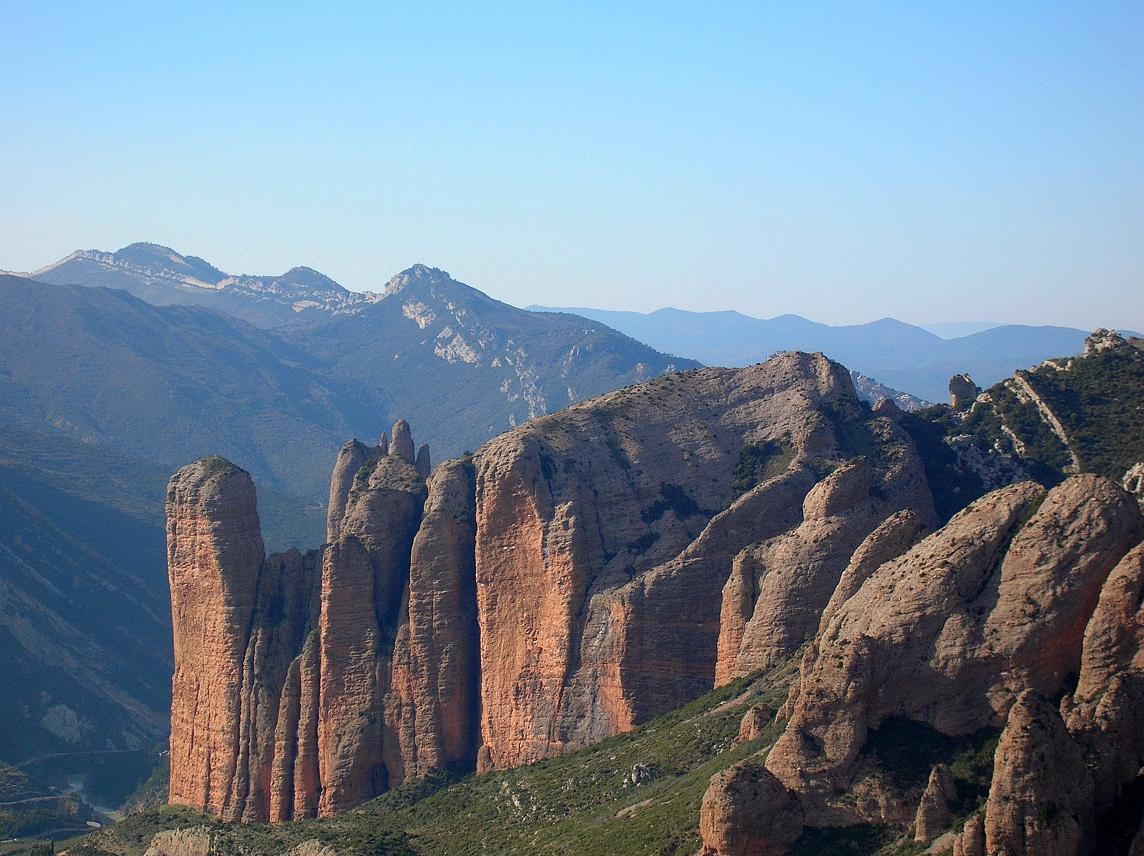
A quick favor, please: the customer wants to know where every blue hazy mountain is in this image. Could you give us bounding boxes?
[530,305,1120,403]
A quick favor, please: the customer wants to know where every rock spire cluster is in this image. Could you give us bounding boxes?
[166,354,937,820]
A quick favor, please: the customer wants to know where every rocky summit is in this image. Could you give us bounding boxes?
[163,352,939,821]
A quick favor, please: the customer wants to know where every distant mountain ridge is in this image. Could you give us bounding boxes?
[18,242,381,328]
[531,304,1135,402]
[0,264,695,544]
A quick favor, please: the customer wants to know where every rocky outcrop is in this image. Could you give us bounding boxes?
[737,703,775,744]
[699,761,803,856]
[1084,328,1127,356]
[765,476,1140,812]
[326,440,382,542]
[699,474,1144,855]
[389,418,415,463]
[143,827,214,856]
[949,374,979,409]
[982,690,1094,856]
[166,458,266,820]
[954,814,986,856]
[1062,543,1144,815]
[399,459,479,774]
[914,764,956,844]
[940,540,1144,856]
[416,444,432,479]
[471,353,934,770]
[1124,462,1144,502]
[168,423,443,820]
[169,353,944,820]
[716,455,932,684]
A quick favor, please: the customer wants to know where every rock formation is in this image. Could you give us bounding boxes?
[699,474,1144,855]
[715,455,931,684]
[982,691,1094,856]
[736,703,774,744]
[326,439,382,542]
[700,761,804,856]
[166,457,266,820]
[914,763,956,844]
[167,353,940,820]
[167,421,448,820]
[470,353,934,770]
[949,373,979,409]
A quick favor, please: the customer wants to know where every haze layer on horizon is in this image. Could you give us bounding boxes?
[3,2,1142,330]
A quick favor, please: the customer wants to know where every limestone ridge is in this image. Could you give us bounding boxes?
[699,474,1144,855]
[166,352,939,820]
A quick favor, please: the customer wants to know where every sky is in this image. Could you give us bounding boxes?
[2,2,1142,329]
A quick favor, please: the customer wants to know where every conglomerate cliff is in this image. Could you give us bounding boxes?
[164,352,938,820]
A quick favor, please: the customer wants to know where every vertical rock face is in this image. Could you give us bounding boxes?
[403,459,478,773]
[471,354,934,770]
[168,425,441,820]
[389,418,415,463]
[168,354,943,820]
[166,458,265,821]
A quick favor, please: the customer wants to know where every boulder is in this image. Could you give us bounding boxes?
[699,761,804,856]
[949,373,979,409]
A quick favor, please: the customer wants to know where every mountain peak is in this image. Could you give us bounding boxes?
[110,242,226,285]
[276,266,347,294]
[383,264,455,296]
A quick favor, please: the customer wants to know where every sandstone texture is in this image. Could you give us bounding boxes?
[765,476,1140,808]
[471,353,934,769]
[168,421,449,820]
[166,458,266,820]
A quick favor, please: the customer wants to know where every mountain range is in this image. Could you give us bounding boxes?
[1,252,695,544]
[530,304,1136,403]
[17,243,378,328]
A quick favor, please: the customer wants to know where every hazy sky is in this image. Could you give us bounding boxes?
[3,2,1142,328]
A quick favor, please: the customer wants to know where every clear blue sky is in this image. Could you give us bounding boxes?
[3,2,1142,328]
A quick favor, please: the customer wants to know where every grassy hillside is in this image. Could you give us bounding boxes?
[69,651,1008,856]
